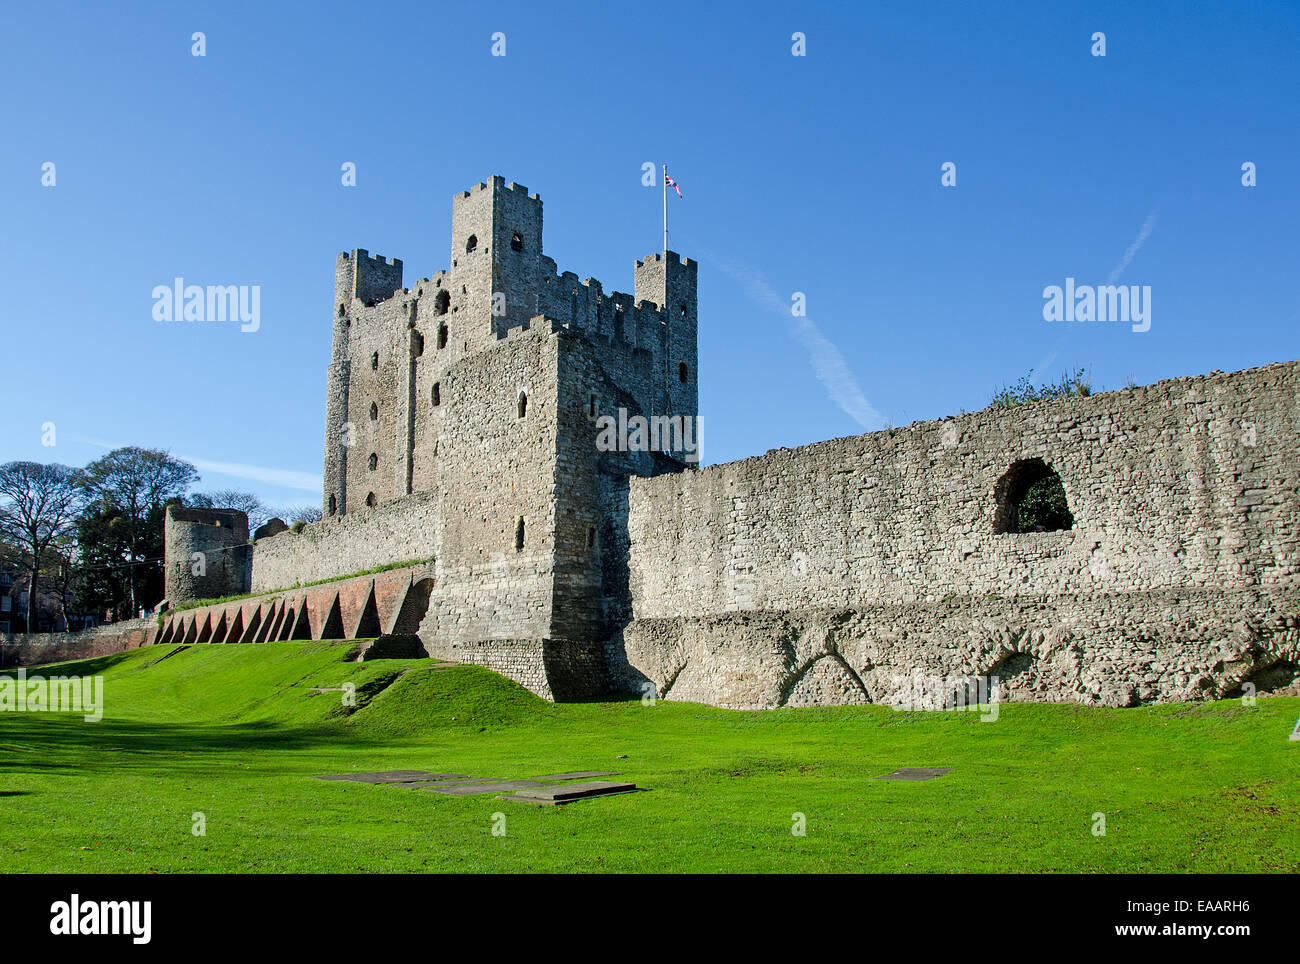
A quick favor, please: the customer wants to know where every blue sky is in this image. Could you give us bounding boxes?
[2,1,1296,511]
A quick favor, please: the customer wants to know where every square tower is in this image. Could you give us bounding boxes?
[450,177,545,345]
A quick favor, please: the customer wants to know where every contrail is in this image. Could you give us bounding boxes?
[74,437,321,493]
[1106,211,1158,285]
[706,253,888,430]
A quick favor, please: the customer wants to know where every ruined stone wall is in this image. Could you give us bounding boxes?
[615,361,1300,707]
[250,491,439,593]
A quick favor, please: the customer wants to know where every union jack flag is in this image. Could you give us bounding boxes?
[665,172,683,198]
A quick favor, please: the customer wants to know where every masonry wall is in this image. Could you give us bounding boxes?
[614,361,1300,708]
[250,492,439,593]
[418,331,560,646]
[0,618,154,669]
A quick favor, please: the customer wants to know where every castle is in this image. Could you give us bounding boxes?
[157,176,1300,709]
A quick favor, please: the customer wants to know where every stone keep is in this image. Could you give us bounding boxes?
[165,175,1300,709]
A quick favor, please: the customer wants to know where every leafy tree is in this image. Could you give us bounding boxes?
[0,461,84,632]
[79,448,197,616]
[1016,474,1073,532]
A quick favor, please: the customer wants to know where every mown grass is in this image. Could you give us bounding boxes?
[1,643,1297,873]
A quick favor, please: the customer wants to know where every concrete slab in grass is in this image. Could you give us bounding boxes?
[874,768,953,781]
[501,781,643,805]
[419,780,555,796]
[315,770,468,784]
[533,770,622,781]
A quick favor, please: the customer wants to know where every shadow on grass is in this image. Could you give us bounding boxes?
[0,652,143,680]
[0,714,406,777]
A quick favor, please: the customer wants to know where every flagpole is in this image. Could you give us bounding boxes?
[662,164,668,254]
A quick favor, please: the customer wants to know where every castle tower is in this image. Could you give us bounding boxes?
[449,176,544,345]
[634,250,699,451]
[163,504,252,606]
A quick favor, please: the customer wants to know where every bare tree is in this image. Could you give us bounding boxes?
[0,462,84,633]
[287,504,322,525]
[80,448,198,617]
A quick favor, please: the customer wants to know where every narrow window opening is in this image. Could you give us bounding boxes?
[371,351,379,371]
[328,494,337,515]
[517,391,528,418]
[678,362,689,384]
[437,323,448,348]
[465,234,478,253]
[369,402,378,421]
[368,453,378,471]
[432,382,441,406]
[514,517,525,552]
[511,232,524,252]
[586,525,596,550]
[435,290,450,315]
[993,458,1073,534]
[588,393,599,417]
[366,492,377,508]
[412,331,424,357]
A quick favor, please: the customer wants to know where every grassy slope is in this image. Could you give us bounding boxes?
[1,643,1297,873]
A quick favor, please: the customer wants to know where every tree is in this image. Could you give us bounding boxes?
[0,461,84,633]
[287,504,322,525]
[189,489,270,531]
[79,448,198,617]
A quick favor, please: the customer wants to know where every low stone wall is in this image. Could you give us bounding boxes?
[609,587,1300,709]
[0,619,156,669]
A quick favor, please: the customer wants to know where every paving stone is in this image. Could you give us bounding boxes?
[874,767,953,781]
[502,781,642,804]
[315,770,466,784]
[533,770,622,781]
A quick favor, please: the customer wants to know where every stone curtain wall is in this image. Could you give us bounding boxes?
[250,492,439,593]
[615,361,1300,708]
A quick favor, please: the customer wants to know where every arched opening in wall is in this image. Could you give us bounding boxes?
[366,492,377,508]
[432,382,441,406]
[465,235,477,253]
[369,402,378,421]
[514,517,525,552]
[678,362,689,384]
[437,323,448,348]
[328,494,337,516]
[679,304,688,318]
[517,391,528,418]
[992,458,1073,534]
[511,232,524,252]
[371,351,379,371]
[368,453,378,472]
[435,290,450,316]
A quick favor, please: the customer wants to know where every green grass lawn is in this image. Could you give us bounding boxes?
[1,642,1297,873]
